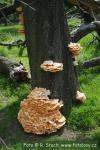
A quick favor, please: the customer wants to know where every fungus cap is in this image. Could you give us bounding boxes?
[40,60,63,72]
[18,87,66,134]
[68,43,82,58]
[76,91,86,102]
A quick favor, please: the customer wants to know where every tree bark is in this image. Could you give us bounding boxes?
[82,57,100,68]
[23,0,77,114]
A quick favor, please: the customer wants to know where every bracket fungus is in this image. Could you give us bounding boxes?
[76,91,86,102]
[18,87,66,134]
[68,43,82,58]
[40,60,63,72]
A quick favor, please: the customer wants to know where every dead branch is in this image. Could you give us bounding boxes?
[0,40,26,47]
[71,21,100,42]
[82,57,100,68]
[67,0,100,14]
[0,56,31,82]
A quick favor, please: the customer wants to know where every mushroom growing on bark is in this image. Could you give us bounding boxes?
[18,87,66,134]
[76,91,86,102]
[68,43,82,58]
[40,60,63,72]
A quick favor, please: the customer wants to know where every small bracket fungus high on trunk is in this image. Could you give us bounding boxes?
[16,6,25,33]
[76,91,86,102]
[40,60,63,72]
[68,43,82,58]
[18,87,66,134]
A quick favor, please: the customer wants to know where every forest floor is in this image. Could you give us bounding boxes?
[0,24,100,150]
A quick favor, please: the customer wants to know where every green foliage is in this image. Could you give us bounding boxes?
[0,47,8,57]
[68,17,81,31]
[0,25,29,69]
[78,33,100,64]
[0,0,14,5]
[68,106,97,130]
[0,74,31,109]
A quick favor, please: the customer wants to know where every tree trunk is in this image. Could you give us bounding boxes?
[23,0,77,114]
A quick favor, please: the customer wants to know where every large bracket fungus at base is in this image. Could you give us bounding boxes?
[18,87,66,134]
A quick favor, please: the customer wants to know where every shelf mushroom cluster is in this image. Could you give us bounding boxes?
[40,60,63,72]
[76,91,86,102]
[18,87,66,134]
[16,6,25,33]
[68,43,82,58]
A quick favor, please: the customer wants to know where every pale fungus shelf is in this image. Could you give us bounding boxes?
[76,91,86,102]
[40,60,63,72]
[18,87,66,134]
[68,42,82,58]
